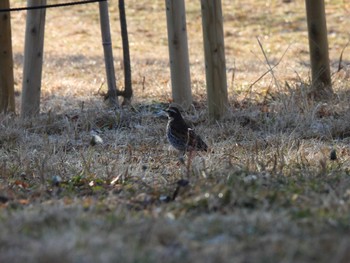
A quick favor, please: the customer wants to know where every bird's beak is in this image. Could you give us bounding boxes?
[161,109,170,118]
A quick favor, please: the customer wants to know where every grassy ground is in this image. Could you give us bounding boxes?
[1,0,350,262]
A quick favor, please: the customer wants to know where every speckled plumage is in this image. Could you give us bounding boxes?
[165,106,208,153]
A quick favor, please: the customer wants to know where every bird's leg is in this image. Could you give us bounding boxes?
[185,148,195,179]
[178,152,186,164]
[186,128,192,149]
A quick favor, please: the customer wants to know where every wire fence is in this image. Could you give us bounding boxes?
[0,0,107,12]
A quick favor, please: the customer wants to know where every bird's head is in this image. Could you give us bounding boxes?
[165,106,182,120]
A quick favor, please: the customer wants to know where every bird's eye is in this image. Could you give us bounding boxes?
[167,108,178,114]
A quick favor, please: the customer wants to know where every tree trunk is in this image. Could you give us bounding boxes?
[21,0,46,117]
[119,0,132,105]
[99,0,119,107]
[201,0,228,120]
[305,0,333,100]
[0,0,15,113]
[165,0,192,110]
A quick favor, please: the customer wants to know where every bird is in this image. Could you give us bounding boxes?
[165,106,208,154]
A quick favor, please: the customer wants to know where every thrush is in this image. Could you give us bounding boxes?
[165,106,208,154]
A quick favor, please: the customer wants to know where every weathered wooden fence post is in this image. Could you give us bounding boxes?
[201,0,228,120]
[21,0,46,117]
[305,0,333,100]
[99,0,119,107]
[0,0,15,113]
[165,0,192,109]
[119,0,132,105]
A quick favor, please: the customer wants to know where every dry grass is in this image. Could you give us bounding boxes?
[1,0,350,262]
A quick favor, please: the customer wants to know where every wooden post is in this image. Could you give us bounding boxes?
[21,0,46,117]
[119,0,132,105]
[0,0,15,113]
[201,0,228,120]
[305,0,333,100]
[99,0,119,107]
[165,0,192,110]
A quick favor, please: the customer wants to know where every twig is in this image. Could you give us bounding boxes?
[245,40,290,99]
[337,40,350,72]
[257,37,279,89]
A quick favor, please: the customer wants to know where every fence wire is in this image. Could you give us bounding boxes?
[0,0,107,12]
